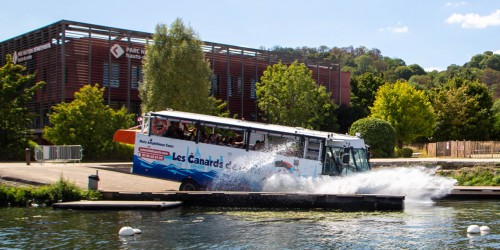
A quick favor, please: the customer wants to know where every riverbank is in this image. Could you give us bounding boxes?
[370,157,500,168]
[0,162,180,192]
[0,159,498,194]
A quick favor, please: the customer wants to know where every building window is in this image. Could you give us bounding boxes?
[103,63,119,88]
[250,78,256,99]
[212,74,220,95]
[228,76,233,97]
[131,65,142,89]
[237,76,242,97]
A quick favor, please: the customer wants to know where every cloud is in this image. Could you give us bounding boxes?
[424,67,443,72]
[494,50,500,55]
[379,24,409,34]
[445,1,467,7]
[446,9,500,28]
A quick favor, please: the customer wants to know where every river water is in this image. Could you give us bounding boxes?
[0,200,498,249]
[1,165,499,249]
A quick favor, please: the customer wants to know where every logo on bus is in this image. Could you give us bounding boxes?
[138,147,170,160]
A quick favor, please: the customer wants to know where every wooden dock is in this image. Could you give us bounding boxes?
[53,200,182,210]
[53,187,499,211]
[445,186,500,199]
[97,191,405,211]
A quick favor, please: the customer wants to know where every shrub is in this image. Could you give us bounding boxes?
[0,176,102,207]
[349,118,396,158]
[395,147,413,158]
[105,142,134,161]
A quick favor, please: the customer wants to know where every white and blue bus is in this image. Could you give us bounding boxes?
[123,110,371,191]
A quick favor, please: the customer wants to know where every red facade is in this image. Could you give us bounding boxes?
[0,20,350,133]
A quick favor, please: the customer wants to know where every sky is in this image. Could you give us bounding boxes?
[1,0,499,71]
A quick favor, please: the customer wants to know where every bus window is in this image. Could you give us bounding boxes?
[352,148,371,172]
[323,149,341,176]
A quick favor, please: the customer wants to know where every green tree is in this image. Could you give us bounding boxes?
[394,66,414,81]
[140,18,227,116]
[370,81,435,148]
[383,57,406,69]
[484,54,500,71]
[432,78,493,141]
[336,104,359,133]
[354,54,375,75]
[409,75,435,90]
[489,86,500,139]
[349,118,396,158]
[0,55,44,160]
[256,61,337,130]
[466,53,487,69]
[350,72,386,118]
[43,84,133,160]
[408,64,426,76]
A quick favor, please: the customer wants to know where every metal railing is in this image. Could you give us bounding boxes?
[34,145,83,164]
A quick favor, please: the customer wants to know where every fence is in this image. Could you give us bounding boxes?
[427,141,500,158]
[34,145,83,164]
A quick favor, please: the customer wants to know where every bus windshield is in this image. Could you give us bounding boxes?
[323,147,370,176]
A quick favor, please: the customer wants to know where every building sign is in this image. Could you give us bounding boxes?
[110,44,145,60]
[12,42,52,64]
[110,44,125,58]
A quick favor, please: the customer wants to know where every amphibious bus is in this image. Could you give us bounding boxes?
[116,110,371,191]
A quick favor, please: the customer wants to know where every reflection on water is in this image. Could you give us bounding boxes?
[0,200,498,249]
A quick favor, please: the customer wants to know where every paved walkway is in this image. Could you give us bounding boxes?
[0,162,180,192]
[0,158,497,193]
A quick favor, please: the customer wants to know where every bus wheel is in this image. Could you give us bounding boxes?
[179,180,198,191]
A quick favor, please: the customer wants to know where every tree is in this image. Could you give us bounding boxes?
[354,54,375,75]
[350,72,386,118]
[432,78,493,141]
[409,75,435,90]
[370,81,435,148]
[492,107,500,140]
[394,66,414,81]
[349,118,396,158]
[140,18,226,116]
[43,84,133,160]
[0,55,44,160]
[408,64,426,76]
[466,53,486,69]
[256,61,337,130]
[484,54,500,71]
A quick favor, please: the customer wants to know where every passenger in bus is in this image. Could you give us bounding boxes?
[226,137,239,147]
[165,122,185,139]
[199,129,208,143]
[222,136,231,146]
[165,122,177,137]
[182,123,196,140]
[254,140,265,150]
[233,135,245,148]
[207,133,215,144]
[208,133,221,144]
[174,125,185,139]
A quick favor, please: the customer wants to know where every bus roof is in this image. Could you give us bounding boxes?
[150,110,365,145]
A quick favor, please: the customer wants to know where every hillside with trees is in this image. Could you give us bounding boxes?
[268,45,500,146]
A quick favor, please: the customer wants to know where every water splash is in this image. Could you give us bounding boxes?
[210,143,291,191]
[210,143,457,203]
[262,166,457,203]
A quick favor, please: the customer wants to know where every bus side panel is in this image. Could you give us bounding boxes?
[132,134,238,186]
[131,133,323,188]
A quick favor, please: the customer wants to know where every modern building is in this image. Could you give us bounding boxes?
[0,20,350,137]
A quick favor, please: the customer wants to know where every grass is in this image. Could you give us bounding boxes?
[0,176,101,207]
[437,166,500,186]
